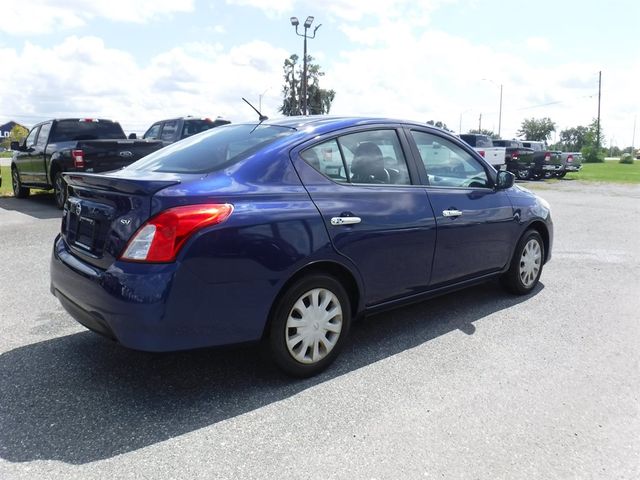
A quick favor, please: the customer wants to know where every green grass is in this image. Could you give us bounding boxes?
[566,160,640,183]
[0,151,13,158]
[0,165,11,196]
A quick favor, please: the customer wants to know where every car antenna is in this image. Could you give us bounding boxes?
[242,97,268,122]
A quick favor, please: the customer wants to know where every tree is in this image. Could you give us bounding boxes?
[467,128,498,139]
[559,125,590,152]
[279,54,335,116]
[1,124,29,150]
[426,120,454,132]
[517,117,556,141]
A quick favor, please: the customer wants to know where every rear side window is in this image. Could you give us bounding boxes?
[36,123,52,148]
[182,120,216,139]
[127,124,295,174]
[50,120,125,142]
[160,121,178,141]
[301,129,411,185]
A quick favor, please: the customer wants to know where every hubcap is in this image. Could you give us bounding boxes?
[519,239,542,288]
[285,288,343,365]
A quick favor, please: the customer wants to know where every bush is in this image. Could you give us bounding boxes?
[619,153,634,164]
[581,145,605,163]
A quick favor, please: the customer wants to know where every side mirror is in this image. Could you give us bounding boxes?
[128,133,137,139]
[10,141,20,151]
[496,170,515,189]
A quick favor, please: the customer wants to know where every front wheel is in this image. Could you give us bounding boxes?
[501,230,544,295]
[11,167,30,198]
[268,274,351,377]
[53,171,67,209]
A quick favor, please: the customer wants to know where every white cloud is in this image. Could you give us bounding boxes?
[1,0,194,35]
[526,37,551,53]
[0,36,288,134]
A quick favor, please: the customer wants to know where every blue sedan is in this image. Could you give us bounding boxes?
[50,116,553,377]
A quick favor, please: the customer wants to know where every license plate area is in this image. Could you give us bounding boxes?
[75,217,96,251]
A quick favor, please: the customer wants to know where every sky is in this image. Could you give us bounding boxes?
[0,0,638,147]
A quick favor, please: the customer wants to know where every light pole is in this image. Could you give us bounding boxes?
[290,16,321,116]
[482,78,503,137]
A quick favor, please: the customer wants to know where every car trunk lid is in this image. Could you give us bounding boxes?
[61,171,182,269]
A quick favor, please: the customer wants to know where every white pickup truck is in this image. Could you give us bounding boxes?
[459,134,506,170]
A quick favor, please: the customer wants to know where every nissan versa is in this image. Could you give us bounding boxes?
[50,116,553,377]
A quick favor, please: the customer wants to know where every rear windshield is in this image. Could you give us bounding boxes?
[50,120,125,142]
[460,135,493,148]
[126,124,295,174]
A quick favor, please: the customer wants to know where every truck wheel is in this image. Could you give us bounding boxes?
[501,230,544,295]
[556,172,567,179]
[530,171,543,181]
[53,172,67,209]
[11,167,30,198]
[543,171,553,179]
[516,169,530,180]
[268,274,351,377]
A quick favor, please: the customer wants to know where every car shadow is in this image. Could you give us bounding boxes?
[0,194,61,220]
[0,280,543,465]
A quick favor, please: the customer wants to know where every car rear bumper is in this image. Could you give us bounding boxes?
[542,164,563,171]
[564,165,582,171]
[50,235,269,352]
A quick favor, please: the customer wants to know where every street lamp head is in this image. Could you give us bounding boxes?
[290,16,299,26]
[304,16,314,28]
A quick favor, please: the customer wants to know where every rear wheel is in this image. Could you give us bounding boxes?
[53,171,66,209]
[555,171,567,178]
[543,171,553,179]
[268,274,351,377]
[11,167,30,198]
[501,230,544,295]
[516,169,530,180]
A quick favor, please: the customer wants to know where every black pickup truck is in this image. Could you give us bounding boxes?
[142,116,231,146]
[11,118,163,208]
[492,139,536,180]
[521,141,563,180]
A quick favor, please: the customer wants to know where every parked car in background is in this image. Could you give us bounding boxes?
[10,118,164,208]
[521,141,563,180]
[558,152,583,178]
[493,139,536,180]
[51,116,553,377]
[459,134,506,171]
[142,116,231,146]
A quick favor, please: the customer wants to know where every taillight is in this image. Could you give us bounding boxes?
[72,149,85,169]
[544,153,551,162]
[512,150,520,159]
[120,204,233,263]
[567,155,573,163]
[478,150,485,157]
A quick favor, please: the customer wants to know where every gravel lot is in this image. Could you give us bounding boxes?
[0,181,639,479]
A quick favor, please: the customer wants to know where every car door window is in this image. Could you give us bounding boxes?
[25,127,39,148]
[35,122,52,148]
[301,130,411,185]
[160,121,178,141]
[411,131,490,188]
[144,123,162,139]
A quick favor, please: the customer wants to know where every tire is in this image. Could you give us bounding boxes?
[543,171,553,179]
[556,171,567,179]
[530,171,543,181]
[268,274,351,377]
[11,167,30,198]
[501,230,544,295]
[53,171,67,209]
[516,169,530,180]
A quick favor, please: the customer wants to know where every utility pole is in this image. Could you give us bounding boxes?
[596,71,602,149]
[290,16,321,116]
[478,113,482,131]
[498,84,503,137]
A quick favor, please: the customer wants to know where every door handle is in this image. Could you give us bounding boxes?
[442,209,463,218]
[331,216,362,226]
